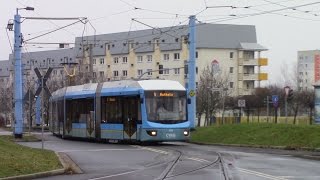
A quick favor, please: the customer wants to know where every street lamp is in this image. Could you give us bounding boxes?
[284,86,290,124]
[13,6,34,138]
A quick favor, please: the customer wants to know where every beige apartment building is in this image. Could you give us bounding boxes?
[77,23,268,96]
[2,23,268,97]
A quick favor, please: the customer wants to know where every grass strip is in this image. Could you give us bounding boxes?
[0,135,62,178]
[191,123,320,149]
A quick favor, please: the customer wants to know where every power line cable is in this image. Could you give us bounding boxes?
[5,28,14,53]
[202,1,320,23]
[25,20,84,42]
[261,0,320,16]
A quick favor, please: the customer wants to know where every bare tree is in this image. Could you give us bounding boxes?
[197,65,231,126]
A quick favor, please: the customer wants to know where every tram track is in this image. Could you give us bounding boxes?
[88,144,232,180]
[157,147,230,180]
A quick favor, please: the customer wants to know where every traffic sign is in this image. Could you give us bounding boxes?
[238,99,246,107]
[34,67,53,97]
[272,95,279,108]
[189,90,195,97]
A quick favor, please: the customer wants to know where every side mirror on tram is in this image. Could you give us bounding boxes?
[140,98,144,104]
[187,98,191,104]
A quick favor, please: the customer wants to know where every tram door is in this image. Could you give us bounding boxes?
[123,97,138,140]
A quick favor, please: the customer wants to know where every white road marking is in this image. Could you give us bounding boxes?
[88,170,138,180]
[238,168,288,180]
[131,145,169,154]
[58,148,140,153]
[186,157,211,163]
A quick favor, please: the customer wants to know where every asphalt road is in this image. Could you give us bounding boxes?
[17,133,320,180]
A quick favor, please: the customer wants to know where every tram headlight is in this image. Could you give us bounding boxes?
[147,130,157,136]
[183,130,189,136]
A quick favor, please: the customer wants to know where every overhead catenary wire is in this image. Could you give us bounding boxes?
[24,19,85,42]
[202,1,320,23]
[6,28,14,53]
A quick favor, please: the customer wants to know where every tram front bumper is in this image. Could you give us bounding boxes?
[141,128,190,142]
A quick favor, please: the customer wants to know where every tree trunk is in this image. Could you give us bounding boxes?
[257,107,260,123]
[197,113,202,127]
[275,107,278,124]
[309,108,313,125]
[293,106,298,125]
[247,108,250,123]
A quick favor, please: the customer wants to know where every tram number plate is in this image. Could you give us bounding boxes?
[166,133,176,138]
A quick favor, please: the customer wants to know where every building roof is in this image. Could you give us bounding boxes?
[238,43,267,51]
[9,48,75,70]
[75,23,262,57]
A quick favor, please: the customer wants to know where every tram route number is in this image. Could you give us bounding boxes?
[166,133,176,138]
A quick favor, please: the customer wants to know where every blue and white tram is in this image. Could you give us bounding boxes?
[49,80,190,142]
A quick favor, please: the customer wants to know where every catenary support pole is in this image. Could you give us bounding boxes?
[187,15,196,129]
[14,9,24,138]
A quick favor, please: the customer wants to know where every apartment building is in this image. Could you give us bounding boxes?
[76,23,268,96]
[297,50,320,91]
[7,48,75,88]
[4,23,268,96]
[0,60,11,87]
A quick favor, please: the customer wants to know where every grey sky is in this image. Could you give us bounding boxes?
[1,0,320,85]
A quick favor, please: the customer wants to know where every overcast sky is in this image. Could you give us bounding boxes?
[1,0,320,85]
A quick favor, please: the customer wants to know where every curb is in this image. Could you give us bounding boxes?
[190,142,320,160]
[0,152,83,180]
[57,152,83,174]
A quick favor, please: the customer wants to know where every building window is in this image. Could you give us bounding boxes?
[174,53,180,60]
[100,58,104,64]
[122,70,127,77]
[147,69,152,76]
[305,72,308,75]
[113,57,117,64]
[163,54,169,61]
[122,57,127,63]
[163,68,169,75]
[230,67,234,73]
[113,71,118,77]
[230,52,234,59]
[93,72,96,78]
[229,82,234,88]
[147,55,152,62]
[93,59,96,64]
[60,70,64,75]
[305,64,307,68]
[196,51,198,58]
[174,68,180,75]
[137,56,143,63]
[99,71,104,77]
[138,69,143,76]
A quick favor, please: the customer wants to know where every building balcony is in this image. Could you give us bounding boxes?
[239,88,254,96]
[239,58,268,66]
[239,73,268,81]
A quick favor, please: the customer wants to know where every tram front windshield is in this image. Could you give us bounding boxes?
[145,91,187,124]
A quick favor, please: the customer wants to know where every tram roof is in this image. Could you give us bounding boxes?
[65,83,98,99]
[51,80,185,99]
[138,80,185,91]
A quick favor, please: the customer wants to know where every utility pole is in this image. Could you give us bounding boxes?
[267,96,269,123]
[187,15,196,129]
[13,7,34,138]
[89,44,94,83]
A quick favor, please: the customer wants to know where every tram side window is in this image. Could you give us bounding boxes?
[66,99,94,123]
[101,97,122,123]
[57,99,64,122]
